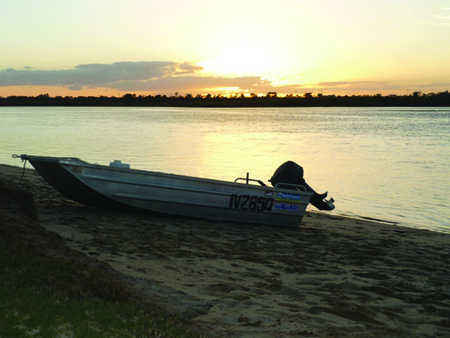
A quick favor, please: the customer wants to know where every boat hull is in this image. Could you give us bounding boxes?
[21,155,313,228]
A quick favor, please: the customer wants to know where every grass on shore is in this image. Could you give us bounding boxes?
[0,223,205,337]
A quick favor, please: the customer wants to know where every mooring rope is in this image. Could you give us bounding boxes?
[11,154,27,185]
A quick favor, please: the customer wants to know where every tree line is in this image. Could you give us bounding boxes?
[1,91,449,107]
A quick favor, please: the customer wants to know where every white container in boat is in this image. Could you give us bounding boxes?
[109,160,130,169]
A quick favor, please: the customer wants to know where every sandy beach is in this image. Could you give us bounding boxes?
[1,163,449,337]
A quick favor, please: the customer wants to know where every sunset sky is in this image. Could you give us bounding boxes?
[1,0,450,97]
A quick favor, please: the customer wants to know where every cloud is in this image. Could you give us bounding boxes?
[431,15,450,21]
[0,61,201,87]
[0,61,279,94]
[0,61,272,92]
[1,61,447,96]
[110,76,273,92]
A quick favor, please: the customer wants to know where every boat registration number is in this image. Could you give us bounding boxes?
[229,194,274,212]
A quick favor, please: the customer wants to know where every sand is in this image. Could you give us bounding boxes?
[1,163,449,337]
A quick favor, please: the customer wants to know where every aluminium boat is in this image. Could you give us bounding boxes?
[16,155,334,228]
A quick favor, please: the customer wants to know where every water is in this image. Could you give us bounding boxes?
[1,106,449,233]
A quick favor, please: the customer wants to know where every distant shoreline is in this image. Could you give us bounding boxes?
[1,91,450,107]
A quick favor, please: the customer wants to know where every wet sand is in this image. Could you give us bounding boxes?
[1,164,449,337]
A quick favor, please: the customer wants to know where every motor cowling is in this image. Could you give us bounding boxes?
[269,161,306,189]
[270,161,335,211]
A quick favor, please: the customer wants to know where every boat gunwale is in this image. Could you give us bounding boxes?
[55,157,314,197]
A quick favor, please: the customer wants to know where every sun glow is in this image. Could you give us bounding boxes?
[201,40,278,77]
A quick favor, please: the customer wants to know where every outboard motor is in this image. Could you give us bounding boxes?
[270,161,335,211]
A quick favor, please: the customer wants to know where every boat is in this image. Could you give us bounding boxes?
[16,155,335,228]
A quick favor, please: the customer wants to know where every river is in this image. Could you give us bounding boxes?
[1,106,449,233]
